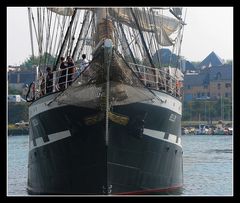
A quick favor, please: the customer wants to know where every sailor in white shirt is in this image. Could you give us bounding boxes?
[80,54,89,72]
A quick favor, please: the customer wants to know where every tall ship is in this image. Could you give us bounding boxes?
[26,7,186,195]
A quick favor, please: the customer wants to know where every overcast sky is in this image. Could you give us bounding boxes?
[7,7,233,66]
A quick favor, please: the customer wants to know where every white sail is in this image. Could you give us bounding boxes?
[47,7,75,16]
[109,8,182,46]
[154,13,182,46]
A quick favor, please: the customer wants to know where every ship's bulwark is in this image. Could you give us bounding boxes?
[27,97,183,195]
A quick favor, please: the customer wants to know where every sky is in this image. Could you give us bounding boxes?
[7,7,233,66]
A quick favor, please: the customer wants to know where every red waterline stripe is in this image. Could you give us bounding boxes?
[113,184,183,195]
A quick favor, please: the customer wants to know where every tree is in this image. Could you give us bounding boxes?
[182,98,232,122]
[182,101,191,121]
[8,103,29,124]
[225,60,232,66]
[8,86,22,95]
[21,52,57,69]
[190,61,201,69]
[21,55,38,69]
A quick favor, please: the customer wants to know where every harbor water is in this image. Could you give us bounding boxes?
[7,134,233,196]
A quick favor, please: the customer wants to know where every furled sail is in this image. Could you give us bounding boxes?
[47,7,75,16]
[109,8,182,46]
[172,7,182,16]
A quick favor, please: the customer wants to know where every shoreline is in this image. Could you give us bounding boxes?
[7,120,232,136]
[8,125,29,136]
[181,120,232,127]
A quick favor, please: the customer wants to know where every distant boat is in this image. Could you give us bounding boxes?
[227,127,233,135]
[26,7,186,195]
[196,124,209,135]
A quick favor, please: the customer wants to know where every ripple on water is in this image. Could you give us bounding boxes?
[7,135,233,196]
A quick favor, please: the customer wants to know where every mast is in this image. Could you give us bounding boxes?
[95,8,114,45]
[129,8,158,85]
[130,8,156,69]
[72,10,90,61]
[28,8,35,58]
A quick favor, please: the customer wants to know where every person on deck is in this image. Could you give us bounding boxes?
[79,54,90,81]
[46,67,53,93]
[40,71,45,96]
[59,56,67,90]
[80,54,89,72]
[66,56,75,86]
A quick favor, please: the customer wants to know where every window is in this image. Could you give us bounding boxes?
[225,83,231,88]
[217,83,221,89]
[216,72,222,80]
[187,85,191,89]
[225,93,228,97]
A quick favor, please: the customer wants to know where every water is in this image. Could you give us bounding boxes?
[181,135,233,196]
[7,134,233,196]
[7,135,29,196]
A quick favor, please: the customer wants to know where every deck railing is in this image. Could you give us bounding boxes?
[33,65,80,99]
[29,62,183,101]
[128,63,183,99]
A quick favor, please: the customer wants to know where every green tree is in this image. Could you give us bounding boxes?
[21,52,57,69]
[182,98,232,122]
[8,86,22,95]
[8,103,29,124]
[21,55,38,69]
[182,100,191,121]
[225,60,232,65]
[190,61,201,68]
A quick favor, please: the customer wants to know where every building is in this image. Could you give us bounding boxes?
[152,48,195,72]
[197,51,224,70]
[8,94,26,103]
[209,64,232,100]
[8,69,35,92]
[183,52,232,102]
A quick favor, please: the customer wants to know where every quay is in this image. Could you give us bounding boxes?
[8,124,29,136]
[181,120,232,135]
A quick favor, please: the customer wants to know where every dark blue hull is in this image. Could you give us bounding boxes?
[27,93,183,195]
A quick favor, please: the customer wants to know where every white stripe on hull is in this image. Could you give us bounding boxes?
[35,137,44,146]
[142,90,182,115]
[48,130,71,142]
[29,128,181,151]
[29,130,71,151]
[143,128,182,147]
